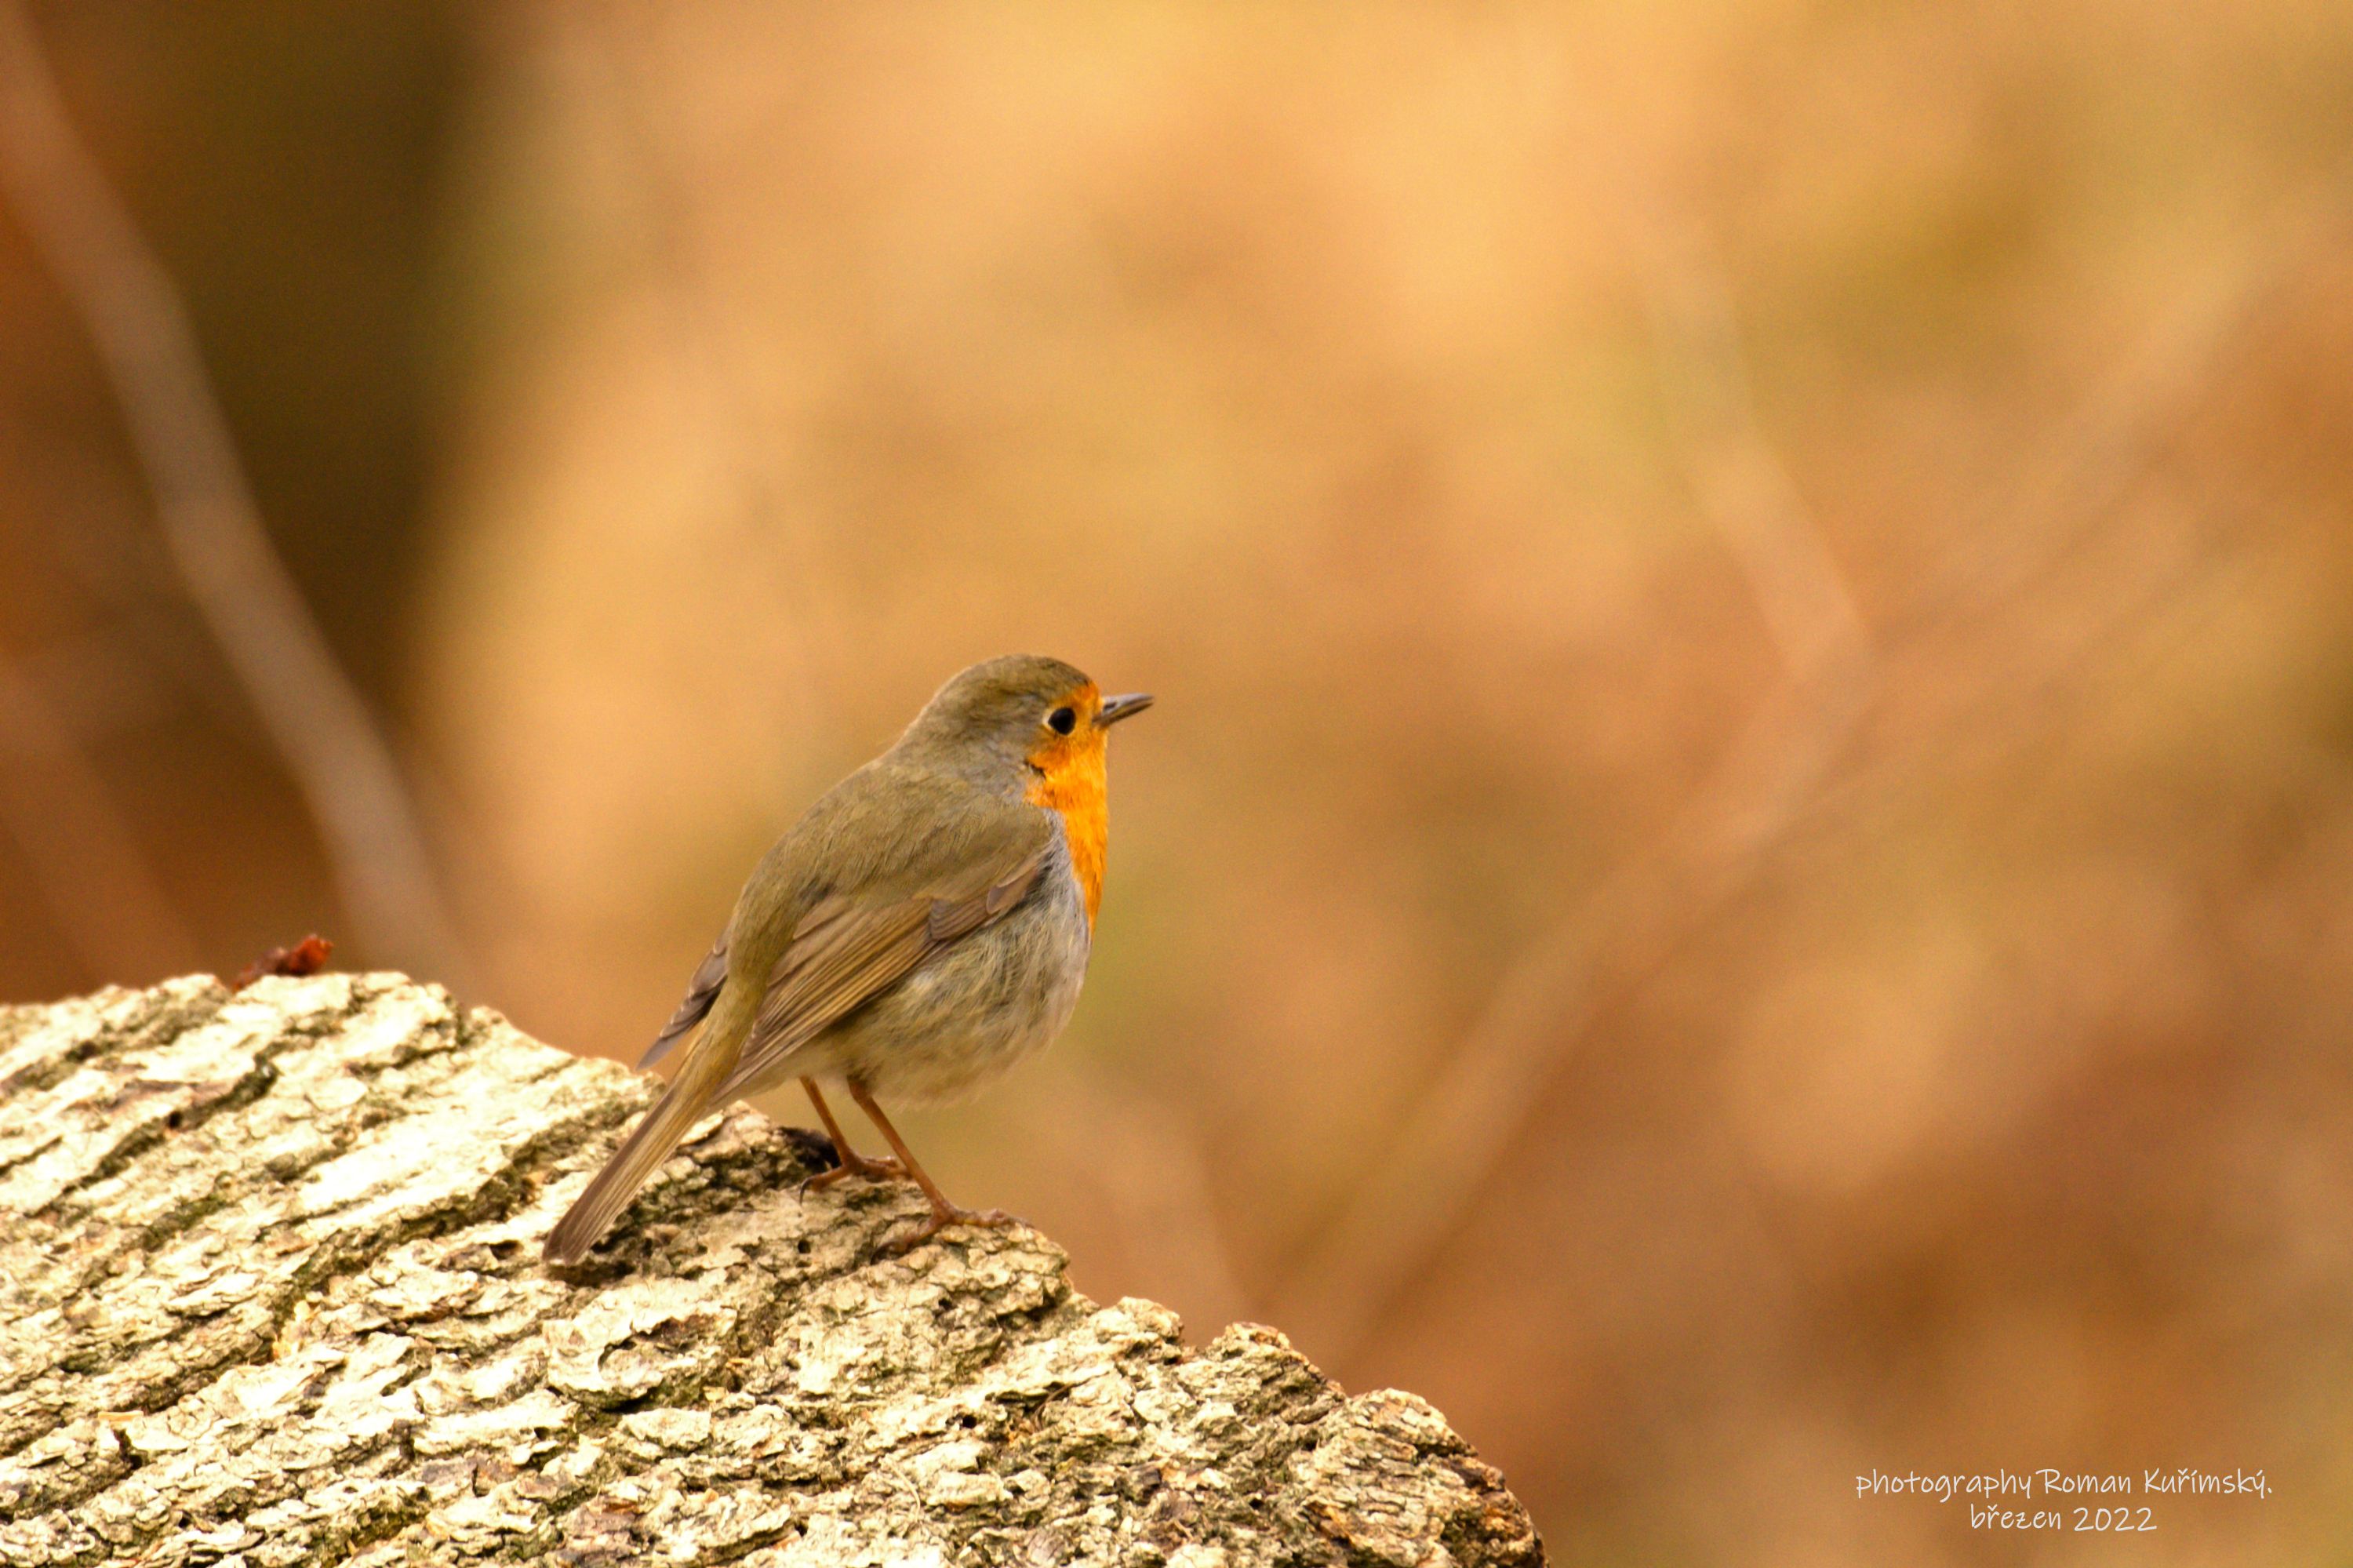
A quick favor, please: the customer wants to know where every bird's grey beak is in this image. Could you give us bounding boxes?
[1098,692,1155,726]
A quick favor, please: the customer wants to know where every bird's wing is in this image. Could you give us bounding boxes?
[638,934,729,1069]
[711,832,1050,1103]
[546,771,1054,1264]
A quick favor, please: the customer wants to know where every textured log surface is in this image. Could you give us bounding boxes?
[0,973,1544,1566]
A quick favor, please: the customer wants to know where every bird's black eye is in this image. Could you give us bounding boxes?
[1046,706,1077,735]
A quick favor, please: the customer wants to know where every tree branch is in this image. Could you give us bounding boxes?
[0,2,472,990]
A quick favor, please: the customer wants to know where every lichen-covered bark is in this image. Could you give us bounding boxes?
[0,973,1542,1566]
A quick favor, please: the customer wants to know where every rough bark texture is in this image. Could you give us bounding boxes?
[0,973,1544,1567]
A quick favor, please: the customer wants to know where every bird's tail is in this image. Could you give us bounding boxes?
[544,985,751,1264]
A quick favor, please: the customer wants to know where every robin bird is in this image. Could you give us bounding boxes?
[544,654,1152,1264]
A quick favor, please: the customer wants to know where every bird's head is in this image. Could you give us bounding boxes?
[896,654,1153,789]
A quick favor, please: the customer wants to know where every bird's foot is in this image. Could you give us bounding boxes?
[798,1149,905,1199]
[882,1204,1021,1255]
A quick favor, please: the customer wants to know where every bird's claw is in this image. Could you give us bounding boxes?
[797,1152,905,1201]
[882,1206,1020,1255]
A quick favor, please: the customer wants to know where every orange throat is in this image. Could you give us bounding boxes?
[1026,733,1109,928]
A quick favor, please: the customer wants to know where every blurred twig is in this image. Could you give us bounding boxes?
[0,651,199,983]
[1807,198,2340,821]
[1644,227,1873,680]
[1269,217,1875,1359]
[1273,191,2329,1365]
[0,2,472,989]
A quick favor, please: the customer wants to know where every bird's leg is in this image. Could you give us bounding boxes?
[845,1079,1020,1253]
[798,1077,904,1191]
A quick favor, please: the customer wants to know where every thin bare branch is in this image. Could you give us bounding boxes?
[1269,190,2328,1365]
[1268,217,1875,1361]
[1641,220,1874,679]
[1900,204,2337,642]
[0,2,471,989]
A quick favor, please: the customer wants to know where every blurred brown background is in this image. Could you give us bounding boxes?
[5,2,2353,1560]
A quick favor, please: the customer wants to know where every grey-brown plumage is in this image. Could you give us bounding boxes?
[545,655,1151,1264]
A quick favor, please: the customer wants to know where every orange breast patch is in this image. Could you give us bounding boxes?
[1024,689,1110,926]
